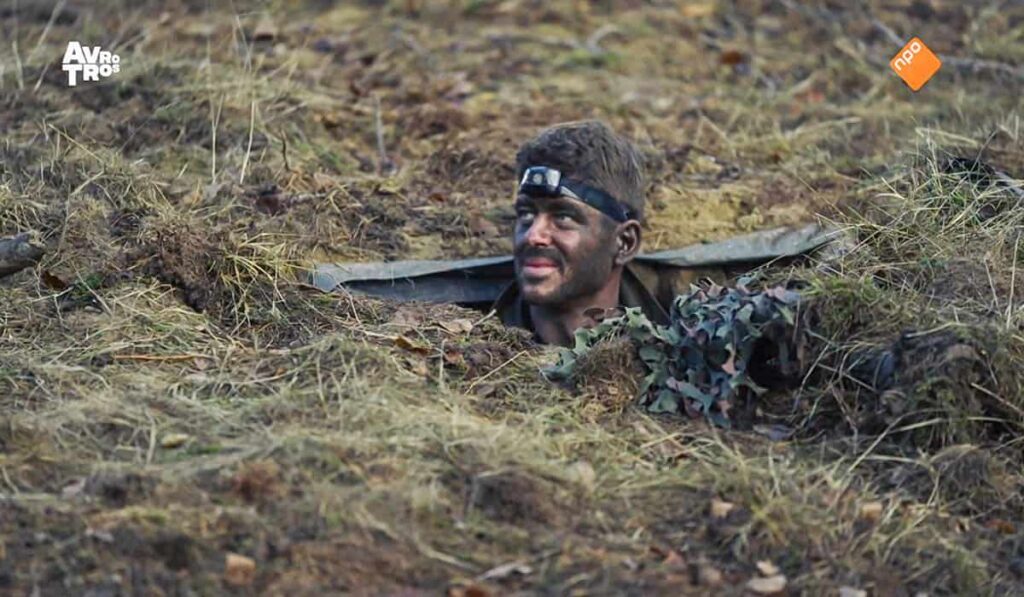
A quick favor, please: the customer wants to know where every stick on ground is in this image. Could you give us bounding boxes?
[0,233,45,279]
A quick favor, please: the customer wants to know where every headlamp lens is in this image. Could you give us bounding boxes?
[520,166,561,195]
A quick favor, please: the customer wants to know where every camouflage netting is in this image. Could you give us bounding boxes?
[545,278,807,427]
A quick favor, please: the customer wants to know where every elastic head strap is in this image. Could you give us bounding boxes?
[518,166,633,223]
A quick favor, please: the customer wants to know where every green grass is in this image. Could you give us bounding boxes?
[1,0,1024,594]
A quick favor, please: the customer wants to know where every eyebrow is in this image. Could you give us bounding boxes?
[515,195,587,217]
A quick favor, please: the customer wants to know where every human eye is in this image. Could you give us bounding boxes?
[554,211,578,226]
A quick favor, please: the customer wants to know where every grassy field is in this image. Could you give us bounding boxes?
[2,0,1024,594]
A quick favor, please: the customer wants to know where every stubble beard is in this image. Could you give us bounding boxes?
[517,246,615,307]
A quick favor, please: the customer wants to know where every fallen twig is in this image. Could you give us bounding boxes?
[476,548,562,582]
[943,56,1024,81]
[859,14,1024,82]
[374,94,392,173]
[585,24,620,55]
[111,353,211,362]
[870,18,902,47]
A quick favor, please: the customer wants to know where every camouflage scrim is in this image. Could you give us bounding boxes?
[545,278,807,428]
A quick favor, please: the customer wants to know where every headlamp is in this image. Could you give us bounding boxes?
[518,166,633,223]
[520,166,563,196]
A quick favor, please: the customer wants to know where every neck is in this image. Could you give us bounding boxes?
[530,269,623,347]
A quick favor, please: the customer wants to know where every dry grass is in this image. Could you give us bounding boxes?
[2,0,1024,594]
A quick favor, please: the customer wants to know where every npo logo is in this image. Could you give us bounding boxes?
[62,41,120,87]
[890,37,941,91]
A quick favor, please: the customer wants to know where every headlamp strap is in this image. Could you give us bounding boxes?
[518,166,632,223]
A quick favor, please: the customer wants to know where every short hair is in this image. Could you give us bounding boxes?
[515,120,646,223]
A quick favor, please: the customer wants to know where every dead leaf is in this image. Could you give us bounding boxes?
[663,549,687,570]
[839,587,868,597]
[41,270,69,291]
[316,111,343,129]
[390,305,427,327]
[696,561,724,587]
[859,501,884,522]
[182,22,216,37]
[469,215,499,237]
[567,461,596,493]
[746,574,787,594]
[985,518,1016,534]
[720,49,747,66]
[710,497,735,519]
[224,553,256,587]
[253,17,278,41]
[443,348,466,367]
[85,528,114,543]
[439,318,474,335]
[680,3,716,18]
[756,560,780,576]
[478,561,532,581]
[409,359,430,377]
[441,72,475,101]
[160,433,190,449]
[394,335,430,355]
[61,478,86,498]
[448,584,492,597]
[795,88,826,104]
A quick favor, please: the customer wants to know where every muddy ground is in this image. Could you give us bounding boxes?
[2,0,1024,595]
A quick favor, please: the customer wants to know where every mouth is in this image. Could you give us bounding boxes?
[519,257,559,278]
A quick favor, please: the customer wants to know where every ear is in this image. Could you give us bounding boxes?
[613,220,642,266]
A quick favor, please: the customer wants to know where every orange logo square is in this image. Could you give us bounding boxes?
[890,37,941,91]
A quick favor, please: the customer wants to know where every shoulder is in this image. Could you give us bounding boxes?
[622,263,671,326]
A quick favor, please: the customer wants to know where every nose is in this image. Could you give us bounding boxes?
[524,214,553,246]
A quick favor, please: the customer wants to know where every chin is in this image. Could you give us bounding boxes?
[519,282,561,305]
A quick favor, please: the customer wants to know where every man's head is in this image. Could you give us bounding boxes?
[512,120,646,306]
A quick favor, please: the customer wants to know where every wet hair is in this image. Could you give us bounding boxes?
[515,120,647,223]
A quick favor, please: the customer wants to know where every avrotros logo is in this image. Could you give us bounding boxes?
[62,41,120,87]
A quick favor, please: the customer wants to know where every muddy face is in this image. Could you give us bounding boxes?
[513,194,617,305]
